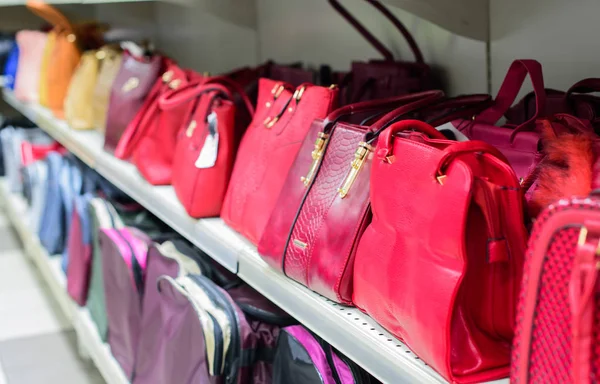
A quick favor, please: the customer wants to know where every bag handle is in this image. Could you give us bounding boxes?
[376,120,446,161]
[566,78,600,97]
[435,141,510,181]
[26,1,73,33]
[369,92,445,132]
[328,0,424,63]
[425,94,493,126]
[476,60,546,128]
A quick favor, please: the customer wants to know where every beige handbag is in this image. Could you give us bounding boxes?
[64,50,100,130]
[92,46,123,133]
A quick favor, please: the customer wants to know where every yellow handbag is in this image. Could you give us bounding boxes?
[92,46,123,133]
[38,31,55,107]
[64,50,100,130]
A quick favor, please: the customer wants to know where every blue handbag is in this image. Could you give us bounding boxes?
[3,43,18,90]
[38,152,67,255]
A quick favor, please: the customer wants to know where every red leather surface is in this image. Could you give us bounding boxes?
[104,52,162,153]
[221,79,338,245]
[20,141,65,166]
[171,88,236,217]
[353,120,527,383]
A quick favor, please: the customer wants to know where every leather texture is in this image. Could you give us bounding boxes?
[258,91,444,303]
[3,41,19,90]
[168,78,254,217]
[329,0,438,104]
[511,196,600,384]
[101,227,152,380]
[104,52,162,153]
[14,30,47,103]
[221,79,339,245]
[116,63,195,185]
[64,50,101,130]
[353,120,528,383]
[92,46,123,133]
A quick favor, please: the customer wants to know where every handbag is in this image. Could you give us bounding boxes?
[38,152,67,255]
[64,50,101,130]
[104,51,163,152]
[59,156,85,271]
[165,78,255,217]
[2,40,18,90]
[92,45,123,133]
[0,34,14,70]
[13,30,47,103]
[100,226,152,379]
[114,62,195,185]
[135,273,293,384]
[258,90,445,303]
[66,193,94,306]
[221,79,339,244]
[26,1,103,117]
[22,160,49,234]
[352,120,529,382]
[329,0,438,105]
[273,325,374,384]
[511,195,600,383]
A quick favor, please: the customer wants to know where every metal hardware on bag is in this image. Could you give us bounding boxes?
[95,50,106,60]
[294,85,307,102]
[384,155,395,164]
[186,120,197,138]
[265,116,279,129]
[162,70,174,83]
[272,84,285,98]
[266,102,272,108]
[338,142,372,198]
[169,79,181,89]
[577,226,600,269]
[121,77,140,93]
[301,132,329,186]
[67,34,76,43]
[329,84,338,89]
[436,174,447,185]
[292,239,308,249]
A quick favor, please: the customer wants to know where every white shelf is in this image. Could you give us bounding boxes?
[2,89,509,384]
[0,180,130,384]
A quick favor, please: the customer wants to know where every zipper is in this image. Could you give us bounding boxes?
[191,275,241,384]
[207,312,225,376]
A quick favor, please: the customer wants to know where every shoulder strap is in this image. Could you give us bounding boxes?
[26,1,73,33]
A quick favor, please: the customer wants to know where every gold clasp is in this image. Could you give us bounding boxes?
[300,132,329,186]
[186,120,197,138]
[338,142,372,198]
[162,70,174,83]
[122,77,140,93]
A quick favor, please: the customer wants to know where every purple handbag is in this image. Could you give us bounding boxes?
[100,226,152,379]
[134,273,293,384]
[273,325,375,384]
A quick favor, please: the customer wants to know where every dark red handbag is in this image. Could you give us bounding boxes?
[221,79,339,245]
[258,90,444,303]
[353,120,528,383]
[104,51,163,153]
[505,78,600,129]
[114,63,200,185]
[162,78,254,218]
[511,195,600,383]
[329,0,438,105]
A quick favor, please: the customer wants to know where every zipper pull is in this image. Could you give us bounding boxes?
[338,142,372,198]
[301,132,329,186]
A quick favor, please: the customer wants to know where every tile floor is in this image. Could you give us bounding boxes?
[0,213,104,384]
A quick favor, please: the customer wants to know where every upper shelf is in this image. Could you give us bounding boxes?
[0,0,189,5]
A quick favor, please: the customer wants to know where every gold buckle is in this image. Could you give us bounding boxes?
[338,142,372,198]
[122,77,140,93]
[162,70,174,83]
[300,133,329,186]
[186,120,197,138]
[169,79,182,89]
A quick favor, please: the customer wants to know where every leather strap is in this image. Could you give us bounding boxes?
[567,78,600,97]
[328,0,424,63]
[26,1,73,32]
[472,179,510,263]
[476,60,545,129]
[435,141,510,176]
[377,120,446,158]
[370,92,445,131]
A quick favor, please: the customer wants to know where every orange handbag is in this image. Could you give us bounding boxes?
[26,1,103,117]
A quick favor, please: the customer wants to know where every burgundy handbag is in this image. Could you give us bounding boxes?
[221,79,339,245]
[353,120,528,383]
[104,51,163,153]
[258,90,444,303]
[505,78,600,130]
[329,0,438,105]
[511,195,600,383]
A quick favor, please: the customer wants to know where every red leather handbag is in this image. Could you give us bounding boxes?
[506,78,600,130]
[329,0,438,104]
[115,62,199,185]
[221,79,339,245]
[163,79,254,218]
[104,51,163,153]
[511,195,600,384]
[258,90,444,303]
[20,140,65,166]
[353,120,528,383]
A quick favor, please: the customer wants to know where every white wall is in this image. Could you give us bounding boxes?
[256,0,488,95]
[490,0,600,96]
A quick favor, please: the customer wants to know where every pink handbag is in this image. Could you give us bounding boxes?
[14,30,47,102]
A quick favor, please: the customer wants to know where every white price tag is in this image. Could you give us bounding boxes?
[195,112,219,169]
[435,122,470,142]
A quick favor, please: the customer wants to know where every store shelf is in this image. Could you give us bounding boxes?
[0,0,190,5]
[0,179,130,384]
[2,89,509,384]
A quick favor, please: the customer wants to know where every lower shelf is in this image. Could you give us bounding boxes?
[0,179,130,384]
